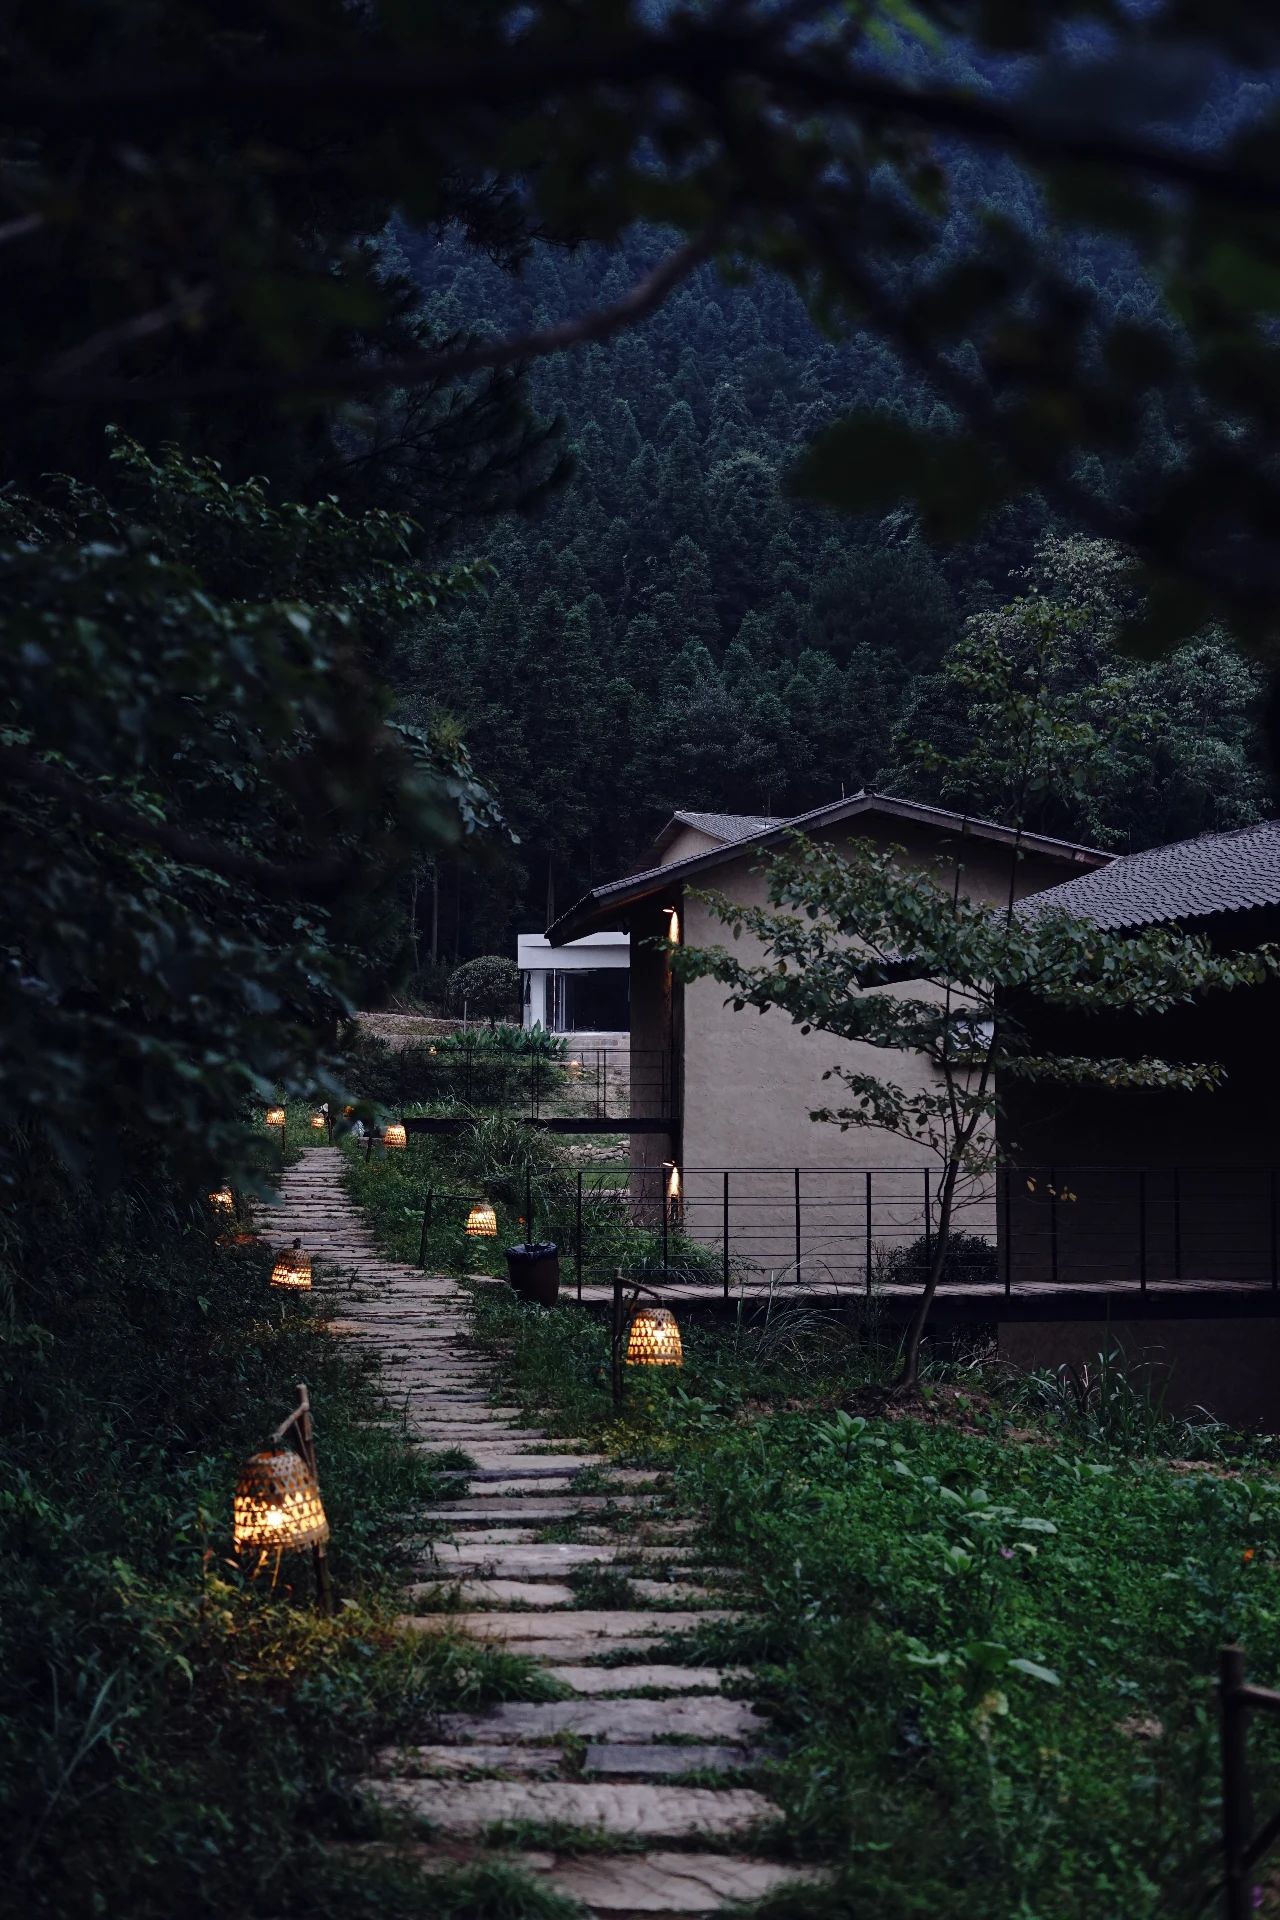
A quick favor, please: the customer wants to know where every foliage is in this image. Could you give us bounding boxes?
[893,535,1271,849]
[462,1279,1280,1920]
[882,1228,998,1290]
[0,434,502,1205]
[0,1170,561,1919]
[448,955,522,1023]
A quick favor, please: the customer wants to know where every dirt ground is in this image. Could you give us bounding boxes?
[353,1009,466,1047]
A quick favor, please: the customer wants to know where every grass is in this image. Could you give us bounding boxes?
[453,1283,1280,1920]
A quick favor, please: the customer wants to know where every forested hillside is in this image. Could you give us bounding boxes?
[395,45,1279,958]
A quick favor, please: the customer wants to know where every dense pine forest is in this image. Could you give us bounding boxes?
[391,52,1279,957]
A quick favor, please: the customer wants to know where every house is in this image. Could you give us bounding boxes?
[518,931,630,1035]
[547,791,1109,1280]
[999,818,1280,1425]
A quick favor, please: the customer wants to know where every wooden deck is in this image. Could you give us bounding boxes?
[531,1277,1280,1323]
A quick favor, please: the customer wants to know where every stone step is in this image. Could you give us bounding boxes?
[545,1665,747,1696]
[428,1496,661,1521]
[357,1778,777,1839]
[369,1742,752,1781]
[425,1543,690,1575]
[400,1609,739,1647]
[434,1697,766,1744]
[380,1845,827,1916]
[408,1578,580,1607]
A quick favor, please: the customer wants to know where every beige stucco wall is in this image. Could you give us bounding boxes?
[663,820,1086,1285]
[657,825,724,867]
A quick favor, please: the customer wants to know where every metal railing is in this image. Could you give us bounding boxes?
[550,1163,1280,1300]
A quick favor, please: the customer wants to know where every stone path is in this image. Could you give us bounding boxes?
[271,1146,825,1916]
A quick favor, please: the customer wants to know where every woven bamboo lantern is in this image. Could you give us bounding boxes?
[383,1122,407,1149]
[270,1238,312,1290]
[310,1110,326,1131]
[465,1201,498,1238]
[208,1185,235,1213]
[625,1305,683,1368]
[568,1057,583,1079]
[233,1447,329,1552]
[265,1105,286,1129]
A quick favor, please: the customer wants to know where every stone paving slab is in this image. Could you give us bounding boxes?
[582,1743,756,1779]
[358,1778,778,1839]
[436,1697,767,1743]
[408,1578,580,1607]
[400,1609,738,1644]
[429,1495,661,1521]
[544,1664,748,1696]
[377,1845,827,1915]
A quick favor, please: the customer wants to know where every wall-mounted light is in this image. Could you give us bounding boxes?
[665,905,681,946]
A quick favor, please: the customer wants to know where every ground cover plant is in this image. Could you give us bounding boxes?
[0,1135,569,1920]
[341,1121,722,1292]
[458,1279,1280,1919]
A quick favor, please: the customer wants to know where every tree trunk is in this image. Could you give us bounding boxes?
[895,1157,961,1391]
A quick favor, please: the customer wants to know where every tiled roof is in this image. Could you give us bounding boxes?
[669,810,782,842]
[1019,819,1280,930]
[549,790,1109,943]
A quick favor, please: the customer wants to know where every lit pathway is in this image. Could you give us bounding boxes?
[271,1146,825,1916]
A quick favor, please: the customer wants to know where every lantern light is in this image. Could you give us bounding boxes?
[310,1111,326,1131]
[233,1447,329,1552]
[568,1058,583,1079]
[265,1106,286,1129]
[465,1202,498,1238]
[383,1122,407,1150]
[271,1238,312,1290]
[625,1305,684,1368]
[208,1185,235,1213]
[342,1104,356,1119]
[665,905,681,946]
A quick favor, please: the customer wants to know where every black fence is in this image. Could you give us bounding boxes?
[384,1042,675,1125]
[533,1163,1280,1299]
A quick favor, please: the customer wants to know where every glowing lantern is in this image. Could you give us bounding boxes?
[265,1106,286,1129]
[208,1185,235,1213]
[665,905,681,946]
[233,1447,329,1552]
[271,1238,312,1290]
[625,1305,683,1368]
[568,1058,583,1079]
[383,1122,407,1149]
[342,1104,356,1119]
[310,1111,326,1131]
[465,1202,498,1238]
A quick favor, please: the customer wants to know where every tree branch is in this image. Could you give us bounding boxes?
[1,746,371,900]
[12,230,720,408]
[4,31,1278,208]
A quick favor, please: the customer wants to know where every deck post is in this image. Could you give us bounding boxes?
[1138,1170,1147,1293]
[794,1167,802,1287]
[1271,1171,1278,1291]
[1173,1167,1182,1280]
[723,1170,730,1301]
[1221,1645,1251,1920]
[865,1170,873,1297]
[1049,1167,1059,1287]
[923,1169,932,1281]
[1002,1164,1012,1297]
[575,1172,583,1301]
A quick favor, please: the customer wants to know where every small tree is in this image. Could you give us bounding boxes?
[675,596,1275,1392]
[449,954,521,1025]
[675,838,1273,1391]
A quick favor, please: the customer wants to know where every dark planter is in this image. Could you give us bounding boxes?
[505,1242,560,1307]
